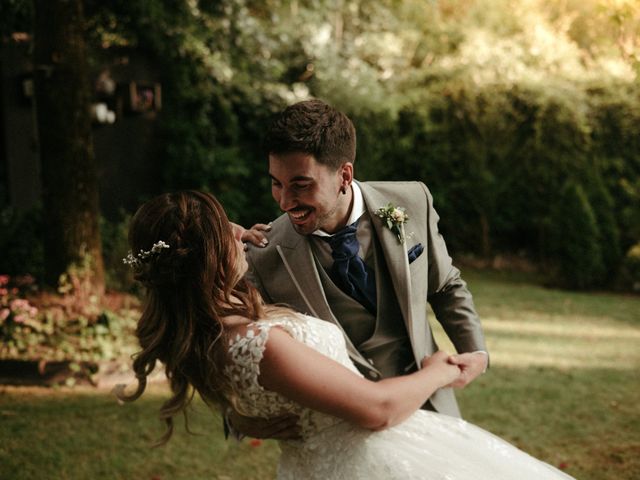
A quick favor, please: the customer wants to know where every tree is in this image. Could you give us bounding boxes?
[32,0,104,291]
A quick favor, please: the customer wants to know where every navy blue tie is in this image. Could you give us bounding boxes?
[324,221,377,315]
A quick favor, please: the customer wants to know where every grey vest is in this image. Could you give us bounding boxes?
[313,231,415,380]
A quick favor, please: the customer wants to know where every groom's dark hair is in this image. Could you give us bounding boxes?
[264,99,356,170]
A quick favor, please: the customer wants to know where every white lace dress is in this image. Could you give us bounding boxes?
[225,314,575,480]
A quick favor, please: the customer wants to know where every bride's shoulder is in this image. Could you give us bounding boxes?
[224,312,319,351]
[256,311,321,341]
[222,313,293,341]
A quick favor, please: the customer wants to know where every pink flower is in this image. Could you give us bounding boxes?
[0,309,9,322]
[30,307,38,316]
[13,314,26,323]
[391,209,407,222]
[0,275,9,286]
[10,299,29,310]
[0,288,8,296]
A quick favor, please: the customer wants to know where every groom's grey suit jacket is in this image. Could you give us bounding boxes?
[246,181,486,417]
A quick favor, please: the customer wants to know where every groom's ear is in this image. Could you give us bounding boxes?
[339,162,354,186]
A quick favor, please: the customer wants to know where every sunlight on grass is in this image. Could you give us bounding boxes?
[481,317,640,340]
[431,269,640,371]
[431,311,640,369]
[480,317,640,369]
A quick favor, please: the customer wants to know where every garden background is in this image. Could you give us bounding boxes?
[0,1,639,479]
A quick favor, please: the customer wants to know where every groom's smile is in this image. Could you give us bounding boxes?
[288,208,313,224]
[269,152,353,235]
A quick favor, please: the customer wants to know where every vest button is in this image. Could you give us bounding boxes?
[369,371,380,379]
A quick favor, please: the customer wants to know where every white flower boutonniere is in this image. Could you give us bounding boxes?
[376,203,410,244]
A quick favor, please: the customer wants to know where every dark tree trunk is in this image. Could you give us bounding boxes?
[32,0,104,292]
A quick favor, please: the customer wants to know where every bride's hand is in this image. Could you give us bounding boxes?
[421,351,462,387]
[231,222,272,249]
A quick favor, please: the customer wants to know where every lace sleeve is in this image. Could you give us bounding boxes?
[225,325,270,395]
[223,319,302,418]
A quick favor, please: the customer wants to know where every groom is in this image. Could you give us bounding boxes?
[239,99,487,434]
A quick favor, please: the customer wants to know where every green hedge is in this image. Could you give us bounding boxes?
[351,79,639,289]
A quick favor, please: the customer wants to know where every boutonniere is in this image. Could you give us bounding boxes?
[375,203,410,244]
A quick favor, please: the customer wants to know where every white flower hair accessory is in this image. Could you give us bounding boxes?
[123,240,170,268]
[375,203,411,244]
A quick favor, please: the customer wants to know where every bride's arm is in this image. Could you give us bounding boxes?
[259,327,461,431]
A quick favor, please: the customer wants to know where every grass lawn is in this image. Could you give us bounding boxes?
[0,385,280,480]
[1,269,638,479]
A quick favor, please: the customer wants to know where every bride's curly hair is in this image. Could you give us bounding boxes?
[115,191,265,444]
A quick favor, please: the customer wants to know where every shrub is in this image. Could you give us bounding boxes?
[584,173,623,281]
[547,182,605,289]
[620,242,640,291]
[0,268,139,385]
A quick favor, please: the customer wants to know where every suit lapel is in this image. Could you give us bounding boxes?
[276,222,333,321]
[359,182,416,347]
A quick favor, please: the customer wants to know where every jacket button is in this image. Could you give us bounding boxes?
[369,371,380,379]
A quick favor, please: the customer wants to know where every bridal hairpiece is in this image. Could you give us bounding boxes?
[123,240,170,268]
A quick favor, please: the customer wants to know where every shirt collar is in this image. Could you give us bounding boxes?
[313,181,365,237]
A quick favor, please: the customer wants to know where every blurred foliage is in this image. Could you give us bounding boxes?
[2,0,639,290]
[100,212,134,292]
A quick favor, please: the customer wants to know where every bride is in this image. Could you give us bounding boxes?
[115,190,574,480]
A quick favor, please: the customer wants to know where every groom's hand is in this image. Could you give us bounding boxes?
[228,409,301,440]
[446,352,488,388]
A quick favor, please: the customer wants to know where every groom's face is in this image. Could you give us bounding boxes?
[269,152,352,235]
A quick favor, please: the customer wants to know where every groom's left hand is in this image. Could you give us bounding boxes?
[446,352,488,388]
